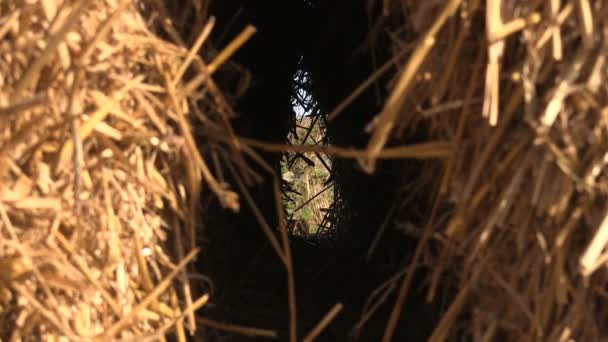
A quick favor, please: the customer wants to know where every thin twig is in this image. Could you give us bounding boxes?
[303,303,343,342]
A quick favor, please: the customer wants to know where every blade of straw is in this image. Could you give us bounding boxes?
[359,0,461,173]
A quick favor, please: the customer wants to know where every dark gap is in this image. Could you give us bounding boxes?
[157,1,450,340]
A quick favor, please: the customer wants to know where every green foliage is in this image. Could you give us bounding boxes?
[299,207,313,220]
[314,169,327,179]
[281,116,334,236]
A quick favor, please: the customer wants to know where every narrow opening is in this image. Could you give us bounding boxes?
[281,59,336,239]
[176,1,445,339]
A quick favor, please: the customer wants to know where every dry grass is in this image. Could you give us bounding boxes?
[282,116,334,237]
[363,1,608,341]
[0,0,240,339]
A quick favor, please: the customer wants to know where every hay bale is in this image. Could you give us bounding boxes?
[372,1,608,340]
[0,0,228,339]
